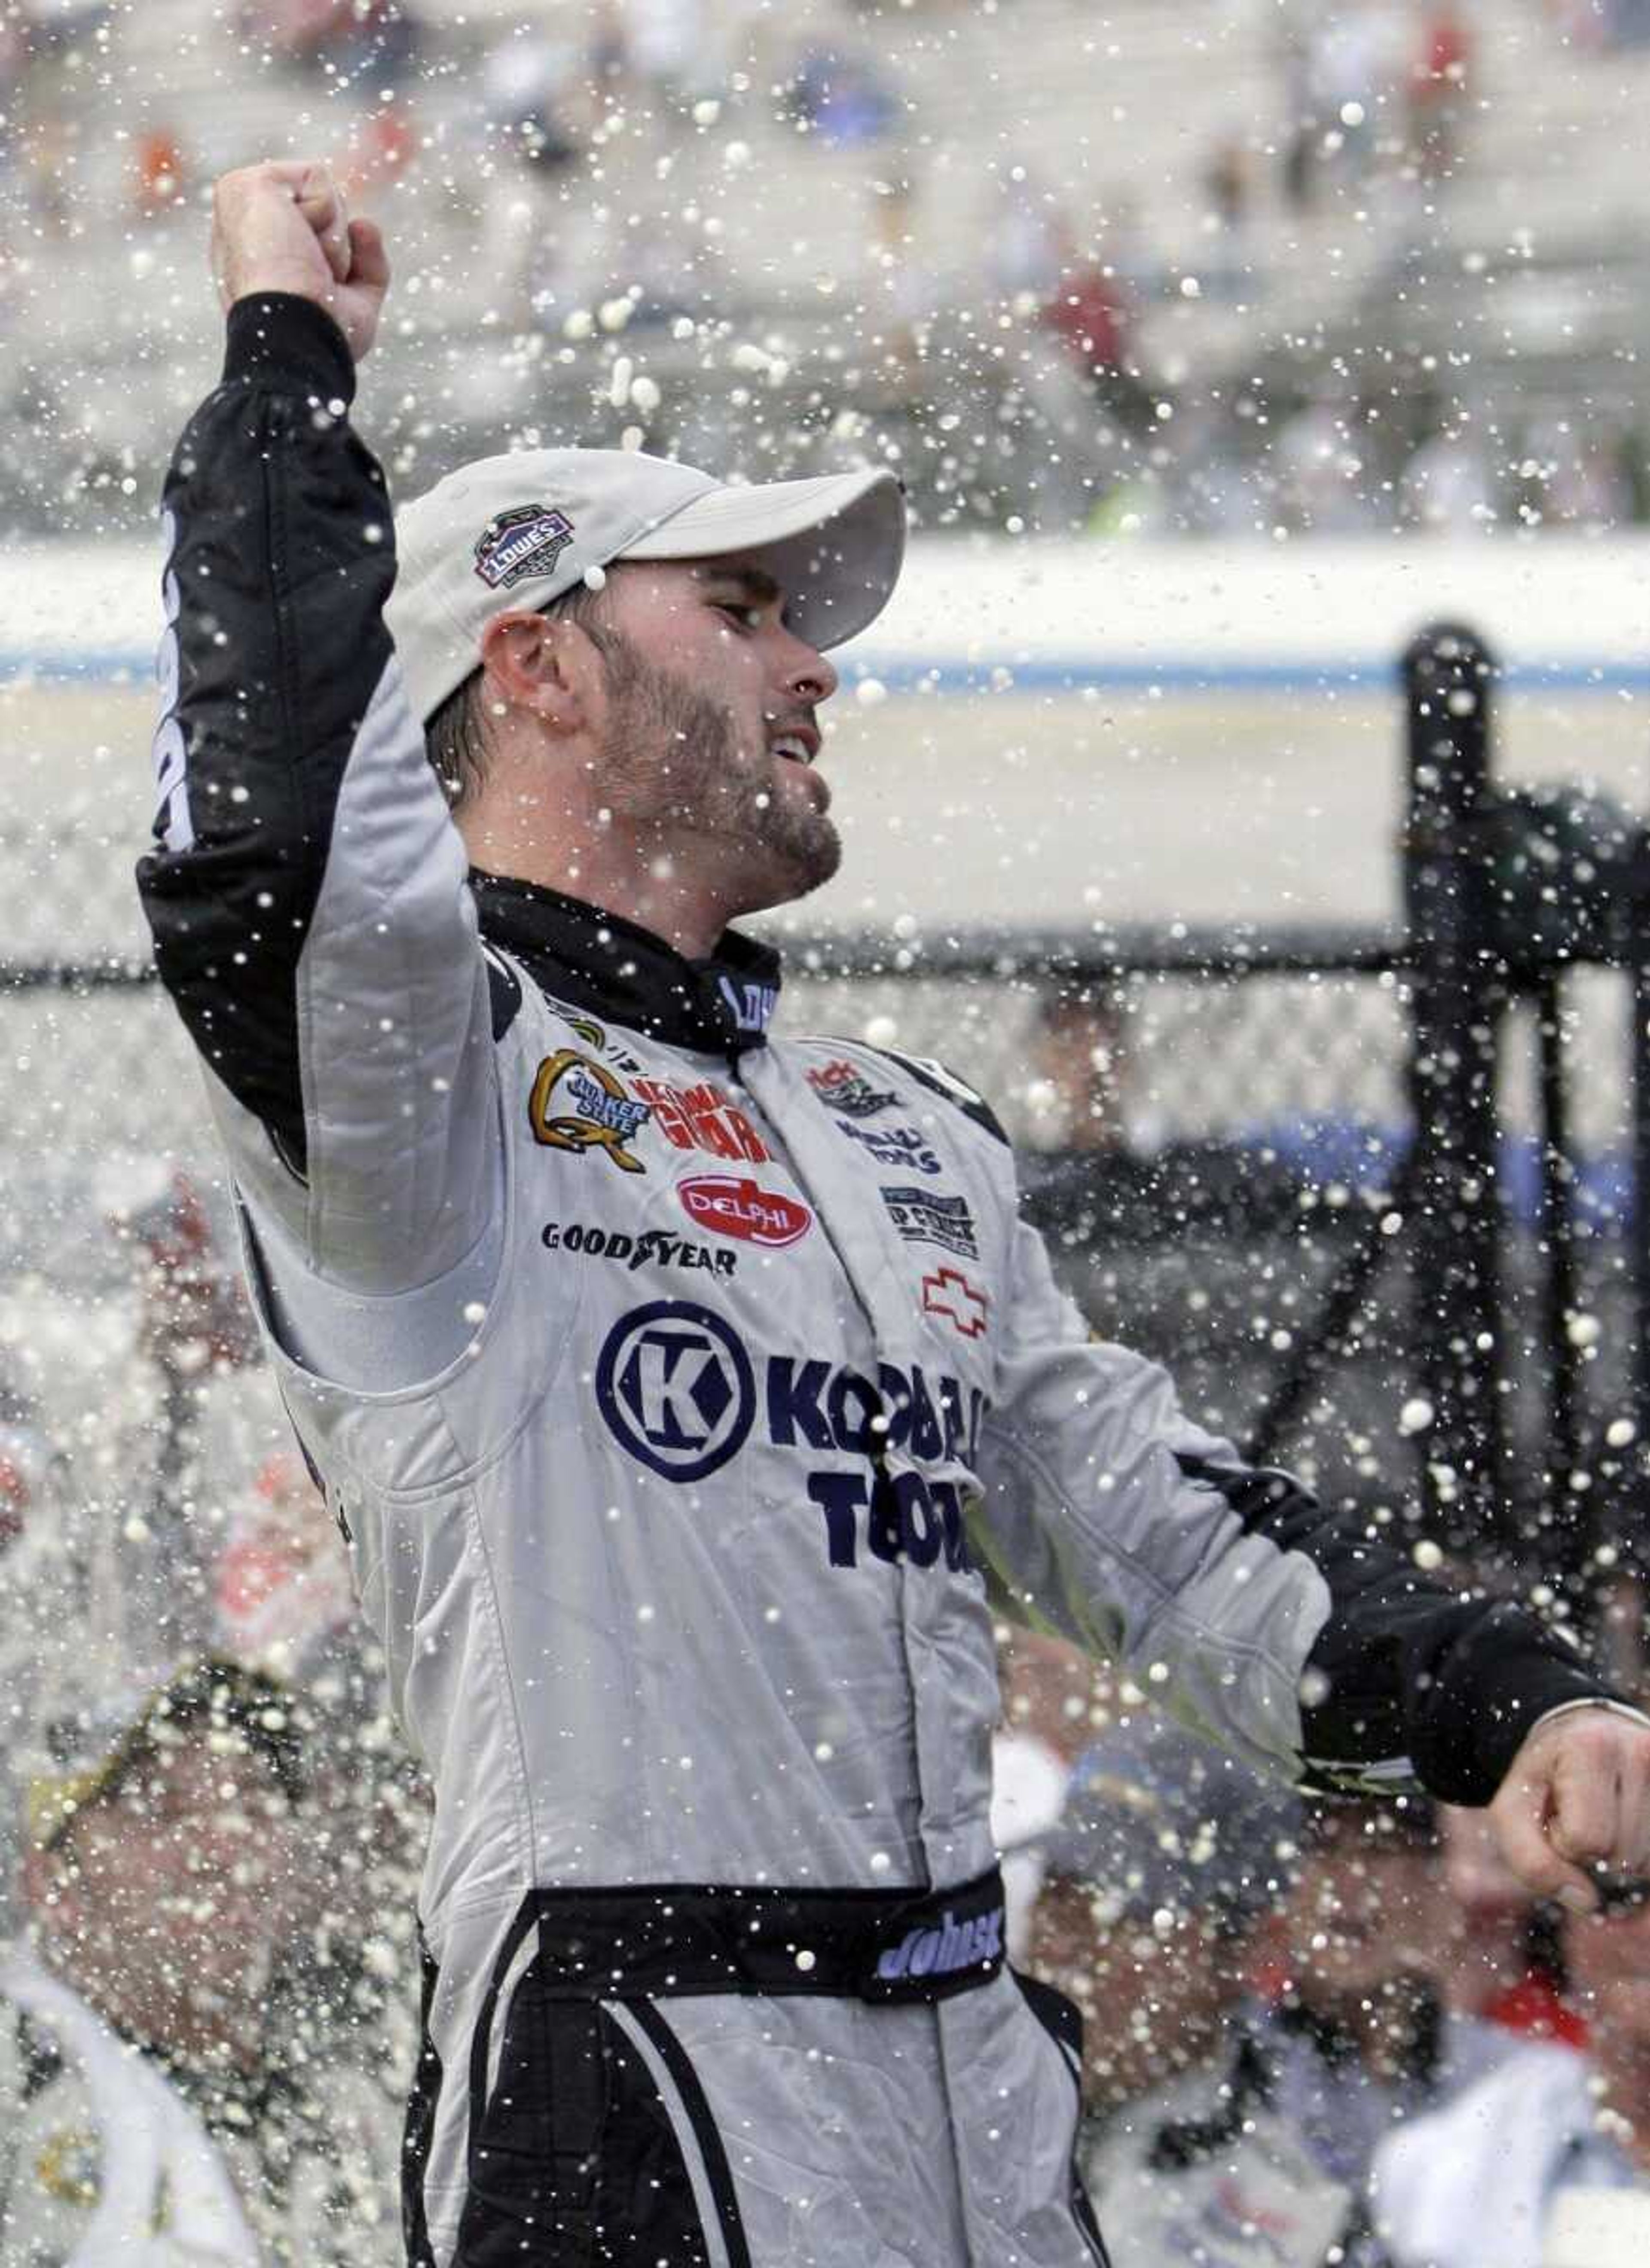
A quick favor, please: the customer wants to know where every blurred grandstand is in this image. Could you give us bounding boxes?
[2,0,1650,539]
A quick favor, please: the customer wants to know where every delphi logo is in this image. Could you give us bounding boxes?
[678,1175,812,1248]
[474,503,576,590]
[529,1050,651,1173]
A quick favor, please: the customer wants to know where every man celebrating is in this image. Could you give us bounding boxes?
[139,160,1650,2267]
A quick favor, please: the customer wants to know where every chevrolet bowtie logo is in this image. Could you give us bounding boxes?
[921,1266,989,1339]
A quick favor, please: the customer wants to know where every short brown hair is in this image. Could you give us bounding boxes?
[424,579,613,814]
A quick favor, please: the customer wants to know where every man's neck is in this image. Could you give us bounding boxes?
[458,825,738,962]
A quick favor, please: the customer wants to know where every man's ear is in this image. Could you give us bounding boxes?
[478,610,601,739]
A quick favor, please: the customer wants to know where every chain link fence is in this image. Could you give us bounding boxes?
[2,817,1643,1540]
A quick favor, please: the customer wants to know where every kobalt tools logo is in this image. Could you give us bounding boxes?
[529,1051,651,1173]
[473,503,576,590]
[595,1306,990,1565]
[679,1174,812,1247]
[596,1302,757,1480]
[921,1268,989,1339]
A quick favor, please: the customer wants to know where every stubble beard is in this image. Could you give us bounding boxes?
[592,627,841,904]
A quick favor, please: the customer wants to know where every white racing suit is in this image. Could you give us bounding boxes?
[137,295,1612,2268]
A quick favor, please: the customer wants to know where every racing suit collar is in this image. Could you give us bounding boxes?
[469,870,782,1058]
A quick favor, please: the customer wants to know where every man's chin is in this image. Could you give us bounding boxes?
[737,820,842,911]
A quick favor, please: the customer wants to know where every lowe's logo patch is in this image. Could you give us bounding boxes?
[875,1906,1005,1986]
[474,503,576,590]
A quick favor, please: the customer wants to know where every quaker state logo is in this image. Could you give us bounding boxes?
[529,1051,651,1173]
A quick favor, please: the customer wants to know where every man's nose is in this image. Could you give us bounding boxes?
[779,632,837,706]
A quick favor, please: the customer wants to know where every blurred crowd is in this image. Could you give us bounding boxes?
[3,0,1650,538]
[0,1175,420,2261]
[1003,992,1650,2264]
[996,1626,1650,2268]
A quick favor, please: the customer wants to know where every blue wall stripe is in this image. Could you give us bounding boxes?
[5,649,1649,697]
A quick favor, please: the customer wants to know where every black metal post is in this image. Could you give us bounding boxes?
[1402,624,1511,1545]
[1534,974,1582,1486]
[1630,961,1650,1498]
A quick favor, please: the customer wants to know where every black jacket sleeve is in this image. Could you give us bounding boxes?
[137,294,495,1294]
[1176,1456,1612,1804]
[978,1215,1614,1807]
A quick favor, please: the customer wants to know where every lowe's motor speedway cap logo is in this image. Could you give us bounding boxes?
[474,503,577,590]
[596,1301,757,1480]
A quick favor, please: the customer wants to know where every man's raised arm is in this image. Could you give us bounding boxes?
[139,164,498,1317]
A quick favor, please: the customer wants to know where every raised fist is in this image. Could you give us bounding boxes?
[210,159,390,362]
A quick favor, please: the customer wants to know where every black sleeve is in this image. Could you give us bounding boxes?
[136,294,495,1297]
[978,1211,1615,1812]
[139,294,396,1167]
[1178,1455,1614,1805]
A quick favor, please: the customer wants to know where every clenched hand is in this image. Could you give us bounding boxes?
[1489,1705,1650,1910]
[210,159,389,363]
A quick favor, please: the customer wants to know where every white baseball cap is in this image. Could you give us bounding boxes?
[386,446,906,725]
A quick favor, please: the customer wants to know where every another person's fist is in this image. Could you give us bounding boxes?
[210,159,389,362]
